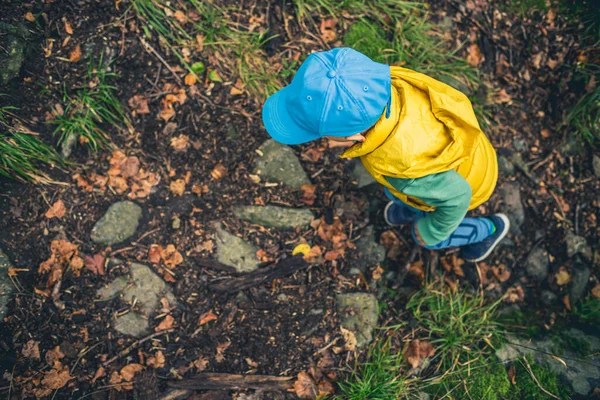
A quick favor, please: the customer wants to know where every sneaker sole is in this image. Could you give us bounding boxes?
[383,201,400,227]
[464,213,511,263]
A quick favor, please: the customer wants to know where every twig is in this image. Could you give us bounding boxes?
[71,341,105,374]
[522,357,560,399]
[102,329,174,367]
[138,37,182,83]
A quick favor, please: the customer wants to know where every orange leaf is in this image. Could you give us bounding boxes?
[198,310,218,325]
[148,244,163,264]
[45,200,66,219]
[404,339,436,369]
[294,371,318,400]
[170,135,190,152]
[120,363,143,382]
[591,284,600,299]
[128,95,150,115]
[160,244,184,268]
[64,19,73,35]
[184,73,197,86]
[155,315,174,332]
[25,12,35,22]
[41,361,72,390]
[69,44,82,62]
[147,350,165,368]
[466,43,483,66]
[169,179,186,196]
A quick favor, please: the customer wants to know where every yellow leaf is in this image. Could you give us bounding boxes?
[292,243,311,256]
[555,267,571,286]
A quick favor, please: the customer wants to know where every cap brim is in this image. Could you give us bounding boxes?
[262,86,319,145]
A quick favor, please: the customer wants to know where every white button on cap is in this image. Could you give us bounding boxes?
[327,70,337,78]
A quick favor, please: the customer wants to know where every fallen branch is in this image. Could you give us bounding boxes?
[192,259,237,274]
[168,373,293,391]
[103,328,174,367]
[209,256,308,294]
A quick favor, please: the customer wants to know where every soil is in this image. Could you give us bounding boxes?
[0,0,598,399]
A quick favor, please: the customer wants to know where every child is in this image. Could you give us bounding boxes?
[262,48,509,262]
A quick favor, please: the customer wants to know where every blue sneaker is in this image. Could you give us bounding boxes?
[461,214,510,262]
[383,201,420,226]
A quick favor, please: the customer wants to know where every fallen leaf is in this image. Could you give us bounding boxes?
[380,230,403,260]
[304,245,323,264]
[63,19,73,35]
[256,249,271,262]
[591,285,600,299]
[170,135,190,152]
[84,254,105,275]
[155,315,174,332]
[441,255,465,277]
[508,365,516,384]
[120,363,143,382]
[467,43,483,66]
[215,341,231,362]
[148,245,162,264]
[147,351,165,369]
[45,200,66,219]
[318,380,335,397]
[491,263,511,282]
[159,106,176,122]
[92,366,105,383]
[372,265,384,280]
[160,244,184,268]
[128,95,150,115]
[22,340,40,359]
[208,69,223,83]
[198,310,218,325]
[301,183,317,206]
[340,326,357,351]
[210,163,227,180]
[562,294,572,311]
[45,346,65,365]
[504,285,525,303]
[41,362,72,390]
[25,12,35,22]
[301,148,323,162]
[184,73,197,86]
[193,355,209,371]
[69,44,82,62]
[173,10,187,24]
[294,371,318,400]
[555,267,571,286]
[169,179,186,196]
[408,260,425,281]
[292,243,311,256]
[404,339,436,369]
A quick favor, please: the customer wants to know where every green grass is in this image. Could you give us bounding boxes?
[574,297,600,327]
[564,80,599,147]
[0,103,64,184]
[132,0,284,102]
[52,57,130,151]
[406,282,504,371]
[343,20,391,64]
[507,356,573,400]
[335,336,414,400]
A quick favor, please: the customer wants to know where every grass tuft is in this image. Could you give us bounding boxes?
[406,281,504,371]
[0,102,64,184]
[52,56,130,152]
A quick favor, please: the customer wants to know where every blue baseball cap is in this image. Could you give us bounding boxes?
[262,47,391,145]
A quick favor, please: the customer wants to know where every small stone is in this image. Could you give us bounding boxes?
[348,267,361,276]
[60,134,77,159]
[91,201,142,245]
[499,183,525,233]
[349,160,376,188]
[214,223,259,273]
[540,290,557,305]
[172,216,181,230]
[498,156,515,176]
[0,23,28,85]
[226,125,240,141]
[354,225,386,271]
[593,155,600,178]
[277,294,288,302]
[337,293,379,348]
[0,249,15,320]
[565,230,592,260]
[97,262,177,337]
[513,139,527,152]
[569,262,591,305]
[254,139,310,189]
[233,205,314,229]
[526,247,549,281]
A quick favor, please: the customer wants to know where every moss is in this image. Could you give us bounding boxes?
[425,360,511,400]
[507,356,573,400]
[343,20,391,63]
[551,331,592,358]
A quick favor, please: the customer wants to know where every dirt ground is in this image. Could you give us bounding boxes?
[0,0,598,398]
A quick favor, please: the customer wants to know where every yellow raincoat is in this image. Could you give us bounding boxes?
[341,67,498,212]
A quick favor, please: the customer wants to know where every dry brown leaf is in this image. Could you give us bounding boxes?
[555,267,571,286]
[25,12,35,22]
[372,265,384,280]
[198,309,218,326]
[300,183,317,206]
[192,184,208,195]
[294,371,318,400]
[22,340,40,359]
[318,380,335,397]
[174,10,187,24]
[155,315,174,332]
[380,230,403,260]
[193,355,209,371]
[128,95,150,115]
[491,263,511,282]
[215,341,231,363]
[591,285,600,299]
[120,363,143,382]
[562,294,572,311]
[404,339,436,369]
[159,105,176,122]
[148,245,162,264]
[340,326,357,351]
[160,244,183,268]
[69,44,81,62]
[45,200,66,219]
[467,43,483,66]
[170,135,190,152]
[303,245,323,264]
[84,254,105,275]
[504,285,525,303]
[109,176,129,194]
[184,73,197,86]
[64,19,73,35]
[92,366,105,383]
[169,179,186,196]
[408,260,425,281]
[45,346,65,365]
[194,240,214,253]
[211,163,228,180]
[70,255,84,276]
[508,365,517,385]
[41,362,72,391]
[301,148,323,163]
[147,350,165,369]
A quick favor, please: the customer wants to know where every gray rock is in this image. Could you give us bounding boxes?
[354,225,386,271]
[570,262,591,305]
[526,247,549,281]
[60,134,77,159]
[513,139,527,152]
[0,250,15,320]
[498,156,515,176]
[540,290,557,305]
[565,230,592,260]
[0,23,28,85]
[337,293,379,348]
[499,183,525,233]
[91,201,142,245]
[349,161,376,188]
[255,139,310,189]
[97,262,177,337]
[559,136,583,156]
[214,223,259,273]
[593,155,600,178]
[233,205,314,229]
[496,329,600,396]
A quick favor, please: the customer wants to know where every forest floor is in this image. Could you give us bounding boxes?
[0,0,598,399]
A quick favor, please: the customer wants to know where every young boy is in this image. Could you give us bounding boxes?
[262,48,509,262]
